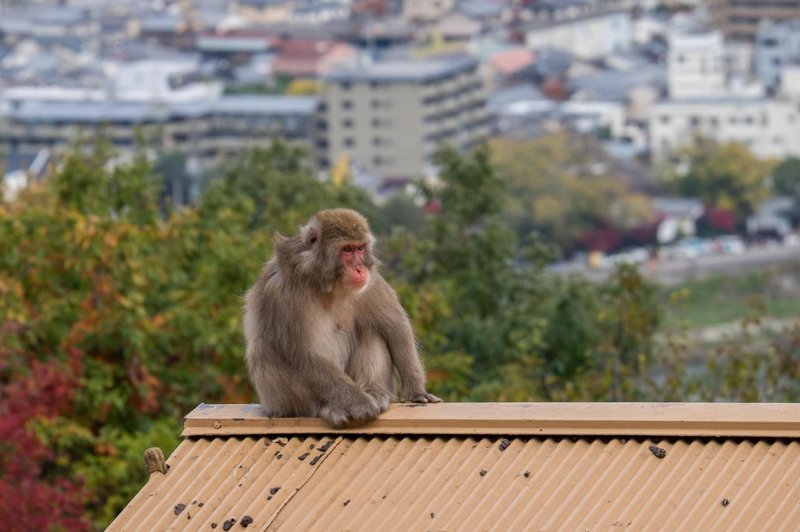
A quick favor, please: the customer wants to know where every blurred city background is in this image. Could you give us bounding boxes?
[0,0,798,529]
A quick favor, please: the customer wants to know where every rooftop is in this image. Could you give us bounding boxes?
[4,95,319,124]
[109,402,800,531]
[325,54,479,84]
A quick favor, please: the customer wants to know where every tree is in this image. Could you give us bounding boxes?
[772,157,800,199]
[3,136,791,530]
[0,139,398,528]
[664,137,775,219]
[490,134,651,252]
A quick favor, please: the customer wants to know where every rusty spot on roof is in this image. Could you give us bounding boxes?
[649,444,667,459]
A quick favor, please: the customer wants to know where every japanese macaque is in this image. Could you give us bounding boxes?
[243,208,441,428]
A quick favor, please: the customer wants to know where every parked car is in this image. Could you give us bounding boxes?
[714,235,745,255]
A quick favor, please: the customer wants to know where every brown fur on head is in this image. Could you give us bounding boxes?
[314,208,372,245]
[273,208,377,293]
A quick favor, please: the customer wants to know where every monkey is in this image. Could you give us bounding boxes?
[243,208,441,428]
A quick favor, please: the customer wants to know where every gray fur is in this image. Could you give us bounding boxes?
[243,209,441,428]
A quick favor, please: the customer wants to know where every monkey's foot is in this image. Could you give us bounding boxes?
[400,391,442,404]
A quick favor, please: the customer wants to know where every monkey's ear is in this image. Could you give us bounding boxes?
[301,224,320,246]
[273,232,287,246]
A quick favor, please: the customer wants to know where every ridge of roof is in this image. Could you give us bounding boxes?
[182,402,800,439]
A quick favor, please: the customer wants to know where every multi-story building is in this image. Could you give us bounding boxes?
[667,30,726,99]
[518,0,632,60]
[648,26,800,160]
[649,97,800,159]
[0,94,318,168]
[709,0,800,41]
[754,19,800,91]
[321,54,489,178]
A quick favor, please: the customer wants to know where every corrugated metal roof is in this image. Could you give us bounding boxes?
[108,403,800,531]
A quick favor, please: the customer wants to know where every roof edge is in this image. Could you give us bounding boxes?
[181,402,800,438]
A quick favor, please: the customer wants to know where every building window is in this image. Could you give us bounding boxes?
[373,156,382,166]
[660,115,670,124]
[340,81,351,90]
[342,100,353,110]
[342,118,353,128]
[344,137,354,148]
[373,137,381,146]
[690,116,701,127]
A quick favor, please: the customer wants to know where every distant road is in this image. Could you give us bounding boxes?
[552,245,800,286]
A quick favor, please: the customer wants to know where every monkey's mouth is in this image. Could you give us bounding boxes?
[346,265,369,288]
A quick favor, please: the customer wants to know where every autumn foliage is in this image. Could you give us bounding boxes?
[0,349,86,530]
[1,139,796,529]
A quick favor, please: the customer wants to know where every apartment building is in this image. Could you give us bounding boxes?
[709,0,800,41]
[321,54,490,178]
[667,30,726,99]
[520,0,632,60]
[754,19,800,91]
[0,95,318,168]
[649,97,800,159]
[648,26,800,160]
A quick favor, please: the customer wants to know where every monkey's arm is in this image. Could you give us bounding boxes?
[249,338,382,427]
[367,278,441,404]
[245,286,381,428]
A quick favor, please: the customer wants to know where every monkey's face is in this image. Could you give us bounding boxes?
[286,209,377,295]
[339,241,370,290]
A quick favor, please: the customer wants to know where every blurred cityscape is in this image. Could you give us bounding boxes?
[3,3,800,527]
[0,0,799,268]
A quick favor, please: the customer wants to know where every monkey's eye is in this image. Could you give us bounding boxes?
[357,244,366,252]
[342,245,353,253]
[310,236,317,244]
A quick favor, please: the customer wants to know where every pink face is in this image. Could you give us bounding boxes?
[340,242,369,289]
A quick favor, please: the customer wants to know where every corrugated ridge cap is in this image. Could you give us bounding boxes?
[182,402,800,438]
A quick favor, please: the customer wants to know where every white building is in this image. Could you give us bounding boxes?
[650,98,800,159]
[522,3,632,60]
[667,30,726,99]
[649,27,800,159]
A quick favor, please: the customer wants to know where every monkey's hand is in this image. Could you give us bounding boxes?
[320,392,381,429]
[400,390,442,404]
